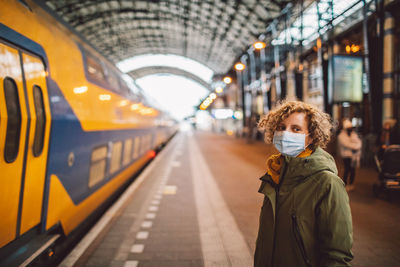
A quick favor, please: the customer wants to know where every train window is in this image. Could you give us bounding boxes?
[156,132,164,146]
[32,85,46,157]
[122,138,132,166]
[149,134,153,150]
[132,136,140,159]
[3,77,22,163]
[106,70,120,93]
[146,135,150,153]
[145,135,150,152]
[109,141,122,174]
[86,53,107,85]
[89,146,108,187]
[140,135,147,155]
[146,137,151,150]
[119,78,131,96]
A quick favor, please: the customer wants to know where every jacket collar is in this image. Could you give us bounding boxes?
[260,147,337,189]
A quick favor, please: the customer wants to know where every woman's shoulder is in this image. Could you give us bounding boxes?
[306,150,343,187]
[315,169,343,183]
[351,131,361,140]
[306,147,338,174]
[337,130,348,139]
[313,170,346,194]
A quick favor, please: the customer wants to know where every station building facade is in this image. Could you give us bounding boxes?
[206,0,400,161]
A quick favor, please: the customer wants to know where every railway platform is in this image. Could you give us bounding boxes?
[59,129,400,267]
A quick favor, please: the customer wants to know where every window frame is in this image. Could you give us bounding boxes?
[3,77,22,163]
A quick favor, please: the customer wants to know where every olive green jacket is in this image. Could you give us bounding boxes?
[254,147,353,267]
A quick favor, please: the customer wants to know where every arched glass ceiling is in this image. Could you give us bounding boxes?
[43,0,292,74]
[272,0,374,45]
[117,54,214,84]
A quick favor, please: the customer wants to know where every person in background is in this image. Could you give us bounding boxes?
[255,101,353,267]
[337,119,362,191]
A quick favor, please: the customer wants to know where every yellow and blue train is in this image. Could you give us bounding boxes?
[0,0,177,265]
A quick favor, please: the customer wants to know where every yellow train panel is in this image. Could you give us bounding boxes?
[46,152,153,234]
[19,53,52,235]
[1,1,160,132]
[0,43,29,247]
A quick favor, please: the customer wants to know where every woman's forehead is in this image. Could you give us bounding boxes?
[281,112,307,123]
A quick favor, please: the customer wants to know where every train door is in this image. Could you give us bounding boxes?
[0,41,51,248]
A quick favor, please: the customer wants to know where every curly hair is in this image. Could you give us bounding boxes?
[258,101,333,148]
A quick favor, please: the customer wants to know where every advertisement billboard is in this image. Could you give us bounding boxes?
[329,55,363,103]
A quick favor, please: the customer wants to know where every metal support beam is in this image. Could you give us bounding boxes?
[249,50,257,83]
[362,0,375,132]
[316,0,327,111]
[271,23,282,102]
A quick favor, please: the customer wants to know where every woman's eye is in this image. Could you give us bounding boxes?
[293,127,301,132]
[277,125,285,131]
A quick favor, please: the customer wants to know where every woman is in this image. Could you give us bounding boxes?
[337,119,362,191]
[255,101,353,267]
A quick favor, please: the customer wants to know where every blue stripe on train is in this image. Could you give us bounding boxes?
[0,22,154,205]
[46,77,156,205]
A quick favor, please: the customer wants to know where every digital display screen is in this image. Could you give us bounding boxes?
[330,55,363,102]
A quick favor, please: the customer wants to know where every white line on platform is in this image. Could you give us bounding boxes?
[189,137,254,266]
[163,185,177,195]
[148,205,158,212]
[145,213,156,219]
[130,244,145,253]
[151,199,160,205]
[171,161,181,167]
[141,221,153,228]
[136,231,149,240]
[58,135,176,267]
[124,260,138,267]
[154,194,162,199]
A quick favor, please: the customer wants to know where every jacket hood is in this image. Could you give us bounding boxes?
[283,147,338,184]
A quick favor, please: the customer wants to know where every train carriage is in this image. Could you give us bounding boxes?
[0,0,177,265]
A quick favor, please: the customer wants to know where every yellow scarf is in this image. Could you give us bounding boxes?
[266,148,313,184]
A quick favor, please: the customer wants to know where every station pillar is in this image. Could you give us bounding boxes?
[270,70,277,109]
[331,42,340,123]
[302,61,309,104]
[382,11,395,122]
[286,51,297,101]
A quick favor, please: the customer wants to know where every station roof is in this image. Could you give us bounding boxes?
[43,0,292,75]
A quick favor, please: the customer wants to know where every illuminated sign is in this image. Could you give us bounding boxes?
[329,55,363,103]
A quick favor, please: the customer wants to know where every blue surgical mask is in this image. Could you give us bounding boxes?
[273,131,307,157]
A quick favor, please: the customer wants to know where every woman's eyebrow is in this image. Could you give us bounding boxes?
[290,124,302,128]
